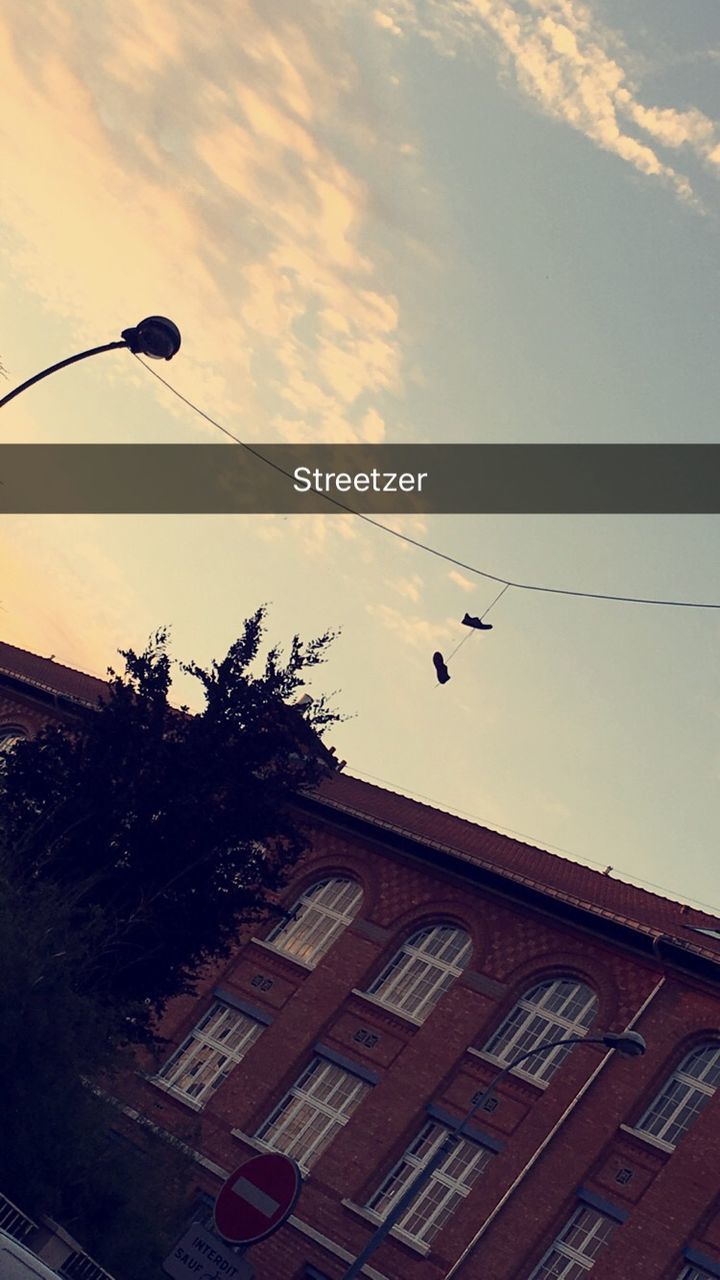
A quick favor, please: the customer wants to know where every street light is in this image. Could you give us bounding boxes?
[340,1028,646,1280]
[0,316,181,409]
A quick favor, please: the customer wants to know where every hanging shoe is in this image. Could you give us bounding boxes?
[462,613,493,630]
[433,651,451,684]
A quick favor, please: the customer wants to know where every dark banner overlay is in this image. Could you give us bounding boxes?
[1,444,719,513]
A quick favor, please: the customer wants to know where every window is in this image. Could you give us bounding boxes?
[266,877,362,966]
[256,1057,370,1169]
[156,1001,264,1106]
[366,924,471,1021]
[678,1267,717,1280]
[483,978,598,1084]
[635,1043,720,1149]
[367,1120,493,1247]
[526,1206,616,1278]
[0,726,26,755]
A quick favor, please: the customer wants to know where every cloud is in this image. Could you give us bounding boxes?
[410,0,720,205]
[366,602,454,651]
[449,569,476,592]
[0,518,137,674]
[373,10,403,36]
[0,0,404,441]
[387,574,424,603]
[361,408,386,442]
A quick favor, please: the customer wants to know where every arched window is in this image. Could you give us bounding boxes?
[635,1043,720,1149]
[0,725,27,754]
[367,924,472,1021]
[266,877,362,966]
[483,977,598,1084]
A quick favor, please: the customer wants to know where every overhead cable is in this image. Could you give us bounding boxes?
[136,359,720,612]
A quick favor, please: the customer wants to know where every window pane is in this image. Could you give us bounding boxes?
[368,926,471,1021]
[157,1002,263,1105]
[267,878,362,966]
[530,1253,591,1279]
[368,1121,492,1246]
[484,979,597,1083]
[0,727,26,754]
[636,1044,720,1147]
[559,1208,614,1258]
[526,1207,615,1280]
[257,1059,369,1169]
[683,1045,720,1088]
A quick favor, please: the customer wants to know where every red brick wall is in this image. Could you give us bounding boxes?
[120,819,720,1280]
[4,676,719,1280]
[0,686,63,737]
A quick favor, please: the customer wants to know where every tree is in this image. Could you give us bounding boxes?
[0,849,195,1280]
[0,610,341,1276]
[1,609,341,1034]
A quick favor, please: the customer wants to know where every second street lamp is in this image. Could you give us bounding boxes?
[340,1028,646,1280]
[0,315,181,410]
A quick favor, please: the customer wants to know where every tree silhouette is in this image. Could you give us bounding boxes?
[1,609,341,1034]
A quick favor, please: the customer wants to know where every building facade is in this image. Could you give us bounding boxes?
[3,640,720,1280]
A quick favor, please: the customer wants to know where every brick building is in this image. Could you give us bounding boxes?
[3,639,720,1280]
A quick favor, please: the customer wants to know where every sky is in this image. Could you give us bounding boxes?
[1,0,720,912]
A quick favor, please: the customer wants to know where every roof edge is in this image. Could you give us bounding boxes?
[299,792,720,981]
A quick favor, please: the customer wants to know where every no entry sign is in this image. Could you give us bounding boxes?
[214,1153,302,1245]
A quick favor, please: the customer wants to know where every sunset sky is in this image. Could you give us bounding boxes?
[2,0,720,911]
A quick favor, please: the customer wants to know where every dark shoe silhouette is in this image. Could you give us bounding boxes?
[433,651,450,684]
[462,613,493,630]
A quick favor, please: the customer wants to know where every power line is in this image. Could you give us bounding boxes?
[444,583,510,667]
[136,358,720,612]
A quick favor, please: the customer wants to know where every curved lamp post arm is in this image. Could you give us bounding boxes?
[340,1033,641,1280]
[0,316,181,410]
[0,341,129,409]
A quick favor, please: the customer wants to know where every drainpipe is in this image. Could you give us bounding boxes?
[442,968,667,1279]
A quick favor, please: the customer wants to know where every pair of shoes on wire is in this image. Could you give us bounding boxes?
[433,614,494,685]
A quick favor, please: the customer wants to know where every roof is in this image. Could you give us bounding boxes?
[1,638,719,962]
[0,640,109,709]
[313,772,720,960]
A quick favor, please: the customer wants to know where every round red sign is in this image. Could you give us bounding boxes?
[214,1153,302,1246]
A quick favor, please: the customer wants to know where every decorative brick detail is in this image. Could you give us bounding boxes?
[349,918,392,943]
[591,1136,664,1204]
[325,1012,404,1068]
[225,956,299,1010]
[352,1028,380,1048]
[460,970,507,999]
[249,974,274,993]
[441,1068,531,1138]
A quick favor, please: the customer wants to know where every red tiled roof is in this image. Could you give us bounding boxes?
[315,772,720,958]
[0,640,108,709]
[1,640,718,960]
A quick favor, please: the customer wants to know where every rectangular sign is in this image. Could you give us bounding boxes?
[2,443,720,513]
[163,1224,254,1280]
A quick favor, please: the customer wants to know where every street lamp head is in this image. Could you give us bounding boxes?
[121,316,181,360]
[602,1030,646,1058]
